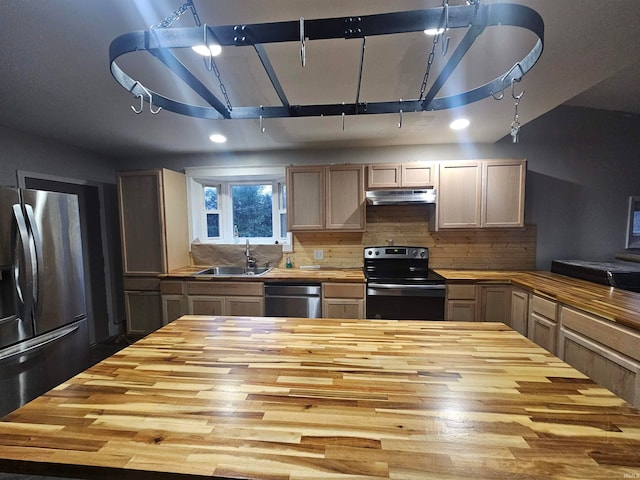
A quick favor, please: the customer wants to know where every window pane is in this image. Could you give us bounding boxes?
[633,211,640,235]
[231,184,273,237]
[204,186,218,210]
[280,213,287,238]
[281,184,287,210]
[206,213,219,237]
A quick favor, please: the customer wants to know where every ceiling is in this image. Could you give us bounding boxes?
[1,1,640,158]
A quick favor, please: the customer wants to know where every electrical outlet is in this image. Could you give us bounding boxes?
[313,249,324,260]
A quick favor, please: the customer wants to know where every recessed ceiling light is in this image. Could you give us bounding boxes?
[424,28,445,36]
[450,118,470,130]
[209,133,227,143]
[192,44,222,57]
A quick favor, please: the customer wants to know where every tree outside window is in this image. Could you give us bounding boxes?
[231,184,273,238]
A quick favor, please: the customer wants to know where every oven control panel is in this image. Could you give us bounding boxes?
[364,246,428,259]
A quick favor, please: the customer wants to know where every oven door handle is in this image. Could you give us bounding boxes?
[367,283,446,297]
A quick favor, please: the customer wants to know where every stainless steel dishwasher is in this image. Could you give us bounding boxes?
[264,282,322,318]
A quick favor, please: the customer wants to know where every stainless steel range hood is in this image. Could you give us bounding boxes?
[365,189,437,205]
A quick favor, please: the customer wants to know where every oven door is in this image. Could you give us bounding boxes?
[366,283,446,320]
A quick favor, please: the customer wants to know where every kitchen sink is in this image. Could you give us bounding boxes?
[195,266,272,276]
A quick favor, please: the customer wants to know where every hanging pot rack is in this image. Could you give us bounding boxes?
[109,2,544,123]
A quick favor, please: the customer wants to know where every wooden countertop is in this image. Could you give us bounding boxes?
[162,266,366,283]
[1,316,640,479]
[436,269,640,332]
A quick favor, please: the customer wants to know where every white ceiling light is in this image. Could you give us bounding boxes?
[450,118,470,130]
[192,44,222,57]
[209,133,227,143]
[424,28,445,36]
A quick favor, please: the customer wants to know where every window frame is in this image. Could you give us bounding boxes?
[186,167,288,246]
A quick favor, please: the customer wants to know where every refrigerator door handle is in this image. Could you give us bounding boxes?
[11,204,33,322]
[0,323,80,364]
[23,204,43,320]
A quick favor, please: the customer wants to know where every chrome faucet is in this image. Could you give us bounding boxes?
[245,239,256,272]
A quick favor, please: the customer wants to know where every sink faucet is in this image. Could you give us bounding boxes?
[245,239,256,271]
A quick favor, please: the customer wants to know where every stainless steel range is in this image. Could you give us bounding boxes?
[364,246,446,320]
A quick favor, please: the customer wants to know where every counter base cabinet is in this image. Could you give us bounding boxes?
[479,285,511,324]
[322,283,365,319]
[509,288,529,336]
[446,284,477,321]
[160,280,188,325]
[559,306,640,407]
[125,291,162,335]
[527,295,558,355]
[186,282,264,317]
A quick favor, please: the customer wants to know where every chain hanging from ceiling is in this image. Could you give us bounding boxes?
[109,1,544,141]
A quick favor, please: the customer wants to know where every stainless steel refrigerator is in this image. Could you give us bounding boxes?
[0,187,89,417]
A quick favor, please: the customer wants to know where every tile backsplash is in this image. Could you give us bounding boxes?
[285,205,536,270]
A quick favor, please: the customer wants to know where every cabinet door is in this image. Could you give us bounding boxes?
[446,300,477,322]
[482,160,526,227]
[479,285,511,323]
[510,288,529,335]
[323,299,364,319]
[438,161,482,229]
[287,166,324,231]
[162,295,187,325]
[529,313,557,355]
[325,165,365,231]
[401,163,435,187]
[189,296,225,316]
[118,171,164,274]
[124,291,162,335]
[367,164,401,189]
[226,297,264,316]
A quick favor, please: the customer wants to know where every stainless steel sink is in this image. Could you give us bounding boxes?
[195,266,272,276]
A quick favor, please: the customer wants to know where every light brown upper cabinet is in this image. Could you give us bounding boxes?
[367,163,436,189]
[287,165,365,231]
[438,159,526,229]
[118,168,190,275]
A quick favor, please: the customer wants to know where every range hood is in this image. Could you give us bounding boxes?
[365,189,437,205]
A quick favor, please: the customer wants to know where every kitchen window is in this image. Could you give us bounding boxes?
[186,167,288,245]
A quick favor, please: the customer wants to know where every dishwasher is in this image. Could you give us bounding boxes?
[264,282,322,318]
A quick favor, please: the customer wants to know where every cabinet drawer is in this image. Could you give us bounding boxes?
[160,281,185,295]
[124,276,160,291]
[530,295,557,320]
[447,284,476,300]
[561,306,640,363]
[186,281,264,297]
[323,283,365,299]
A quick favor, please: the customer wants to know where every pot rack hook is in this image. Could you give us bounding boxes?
[341,102,345,131]
[130,81,161,115]
[131,93,144,115]
[259,105,266,133]
[202,23,213,72]
[511,77,525,100]
[398,99,403,129]
[441,2,450,56]
[300,17,306,67]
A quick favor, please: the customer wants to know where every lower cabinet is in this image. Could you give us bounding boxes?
[322,283,365,319]
[446,284,477,321]
[527,294,558,355]
[509,288,529,336]
[160,280,188,324]
[124,276,162,335]
[186,281,264,317]
[559,306,640,407]
[478,285,511,324]
[446,283,511,323]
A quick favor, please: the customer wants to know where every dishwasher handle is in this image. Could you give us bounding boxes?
[264,283,321,297]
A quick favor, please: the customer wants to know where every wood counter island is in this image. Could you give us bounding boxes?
[1,316,640,479]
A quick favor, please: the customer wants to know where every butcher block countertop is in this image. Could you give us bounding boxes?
[1,316,640,479]
[162,266,366,283]
[437,269,640,332]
